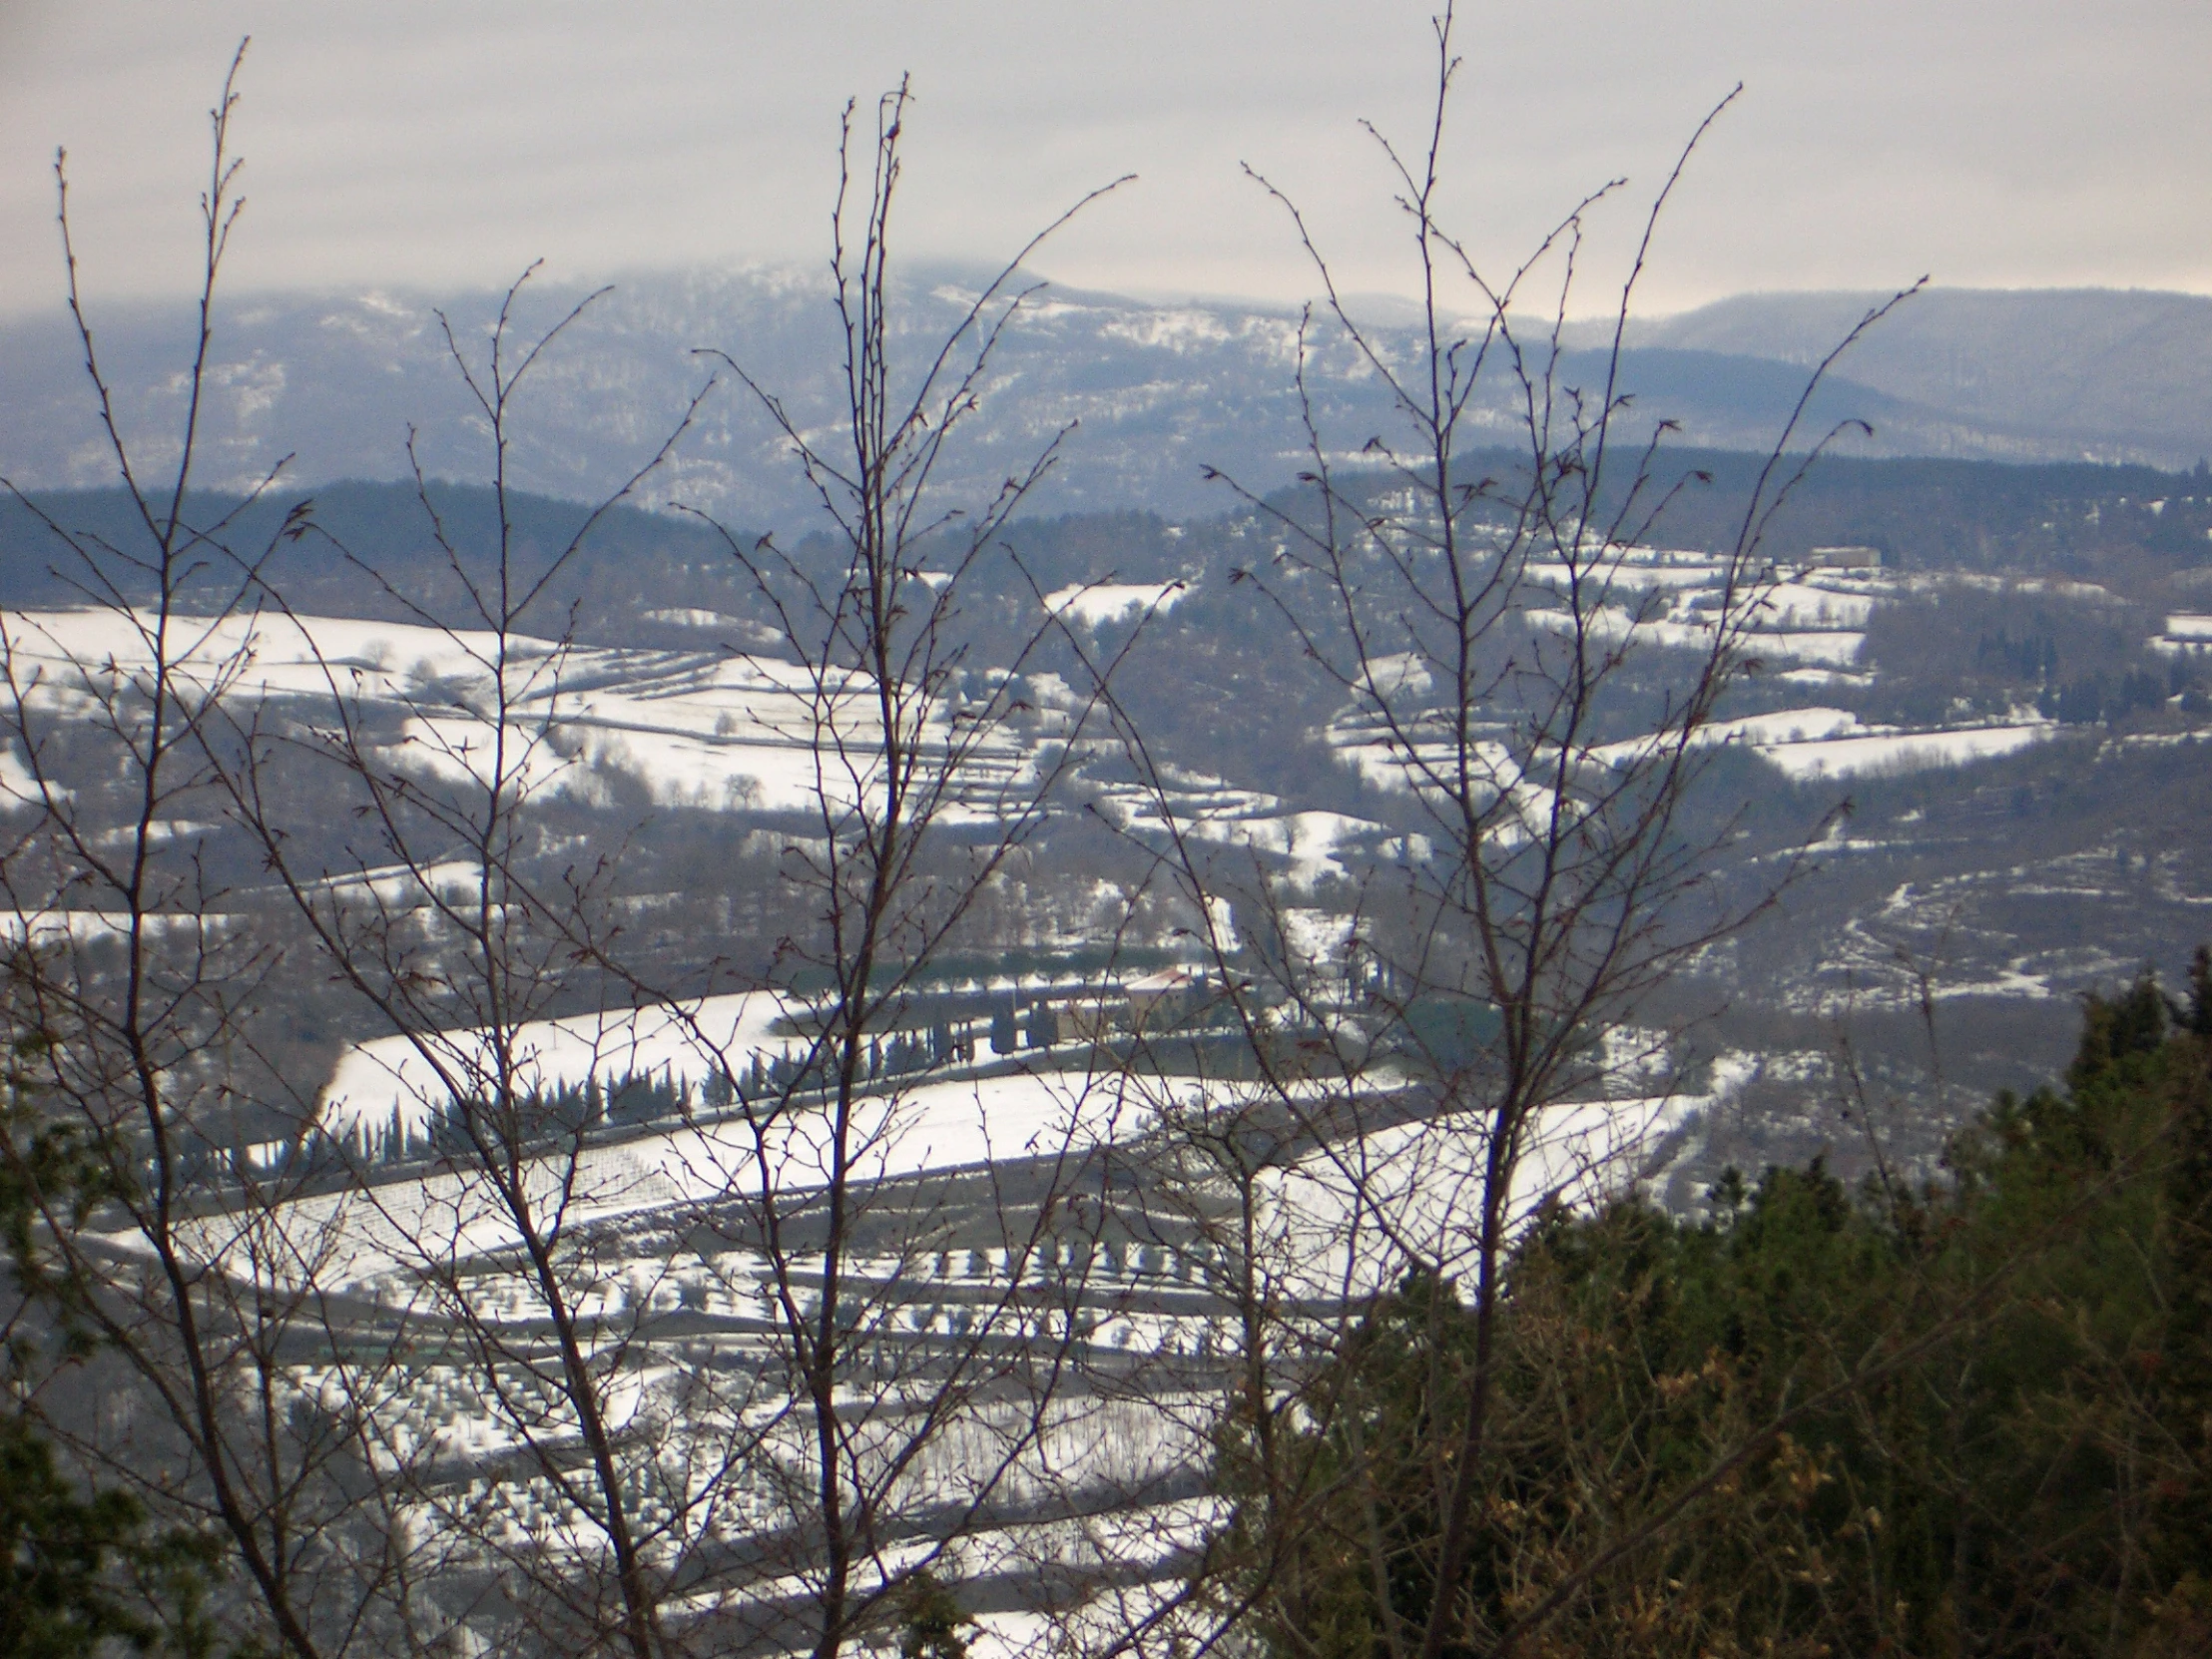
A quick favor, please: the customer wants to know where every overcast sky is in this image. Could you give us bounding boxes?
[2,1,2207,322]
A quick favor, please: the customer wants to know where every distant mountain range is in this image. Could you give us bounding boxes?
[1617,287,2212,470]
[3,274,2207,528]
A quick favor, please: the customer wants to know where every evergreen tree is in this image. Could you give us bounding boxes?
[2,1032,223,1656]
[1026,1000,1059,1050]
[0,1412,192,1658]
[890,1571,971,1659]
[1225,955,2212,1657]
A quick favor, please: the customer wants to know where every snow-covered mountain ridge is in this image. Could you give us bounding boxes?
[6,274,2210,531]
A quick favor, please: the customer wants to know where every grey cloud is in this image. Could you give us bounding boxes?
[1,0,2207,321]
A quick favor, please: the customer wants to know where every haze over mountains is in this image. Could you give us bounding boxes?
[4,276,2208,527]
[1617,287,2212,469]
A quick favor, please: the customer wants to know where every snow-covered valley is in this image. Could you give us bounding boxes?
[9,473,2212,1653]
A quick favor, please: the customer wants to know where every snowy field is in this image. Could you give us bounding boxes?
[1753,720,2052,780]
[1521,550,1885,671]
[321,988,796,1140]
[1246,1053,1750,1302]
[0,550,2111,919]
[297,1058,1150,1287]
[12,537,2205,1648]
[0,607,1036,821]
[1594,703,2056,781]
[302,972,1733,1301]
[1324,556,2081,789]
[2153,612,2212,655]
[1044,579,1187,627]
[1,603,1372,873]
[196,1006,1744,1636]
[0,741,37,804]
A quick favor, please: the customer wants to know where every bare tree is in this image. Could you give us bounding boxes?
[1056,8,1921,1656]
[207,257,732,1658]
[0,45,427,1658]
[654,84,1154,1659]
[189,76,1150,1659]
[0,40,1173,1658]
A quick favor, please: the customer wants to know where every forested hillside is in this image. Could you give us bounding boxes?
[1234,963,2212,1656]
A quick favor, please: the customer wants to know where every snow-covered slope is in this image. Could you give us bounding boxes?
[10,275,2206,535]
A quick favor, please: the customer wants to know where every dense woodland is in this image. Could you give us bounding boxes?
[1227,961,2212,1658]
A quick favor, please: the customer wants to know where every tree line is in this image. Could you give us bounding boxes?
[1222,957,2212,1658]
